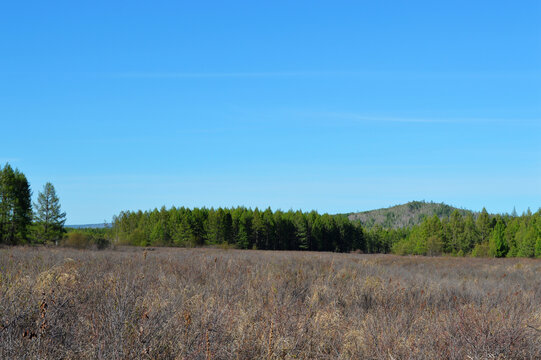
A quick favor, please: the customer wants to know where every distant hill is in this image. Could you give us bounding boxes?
[66,223,111,229]
[346,201,476,229]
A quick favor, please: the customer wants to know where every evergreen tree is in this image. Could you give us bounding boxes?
[205,208,223,244]
[351,223,366,252]
[336,216,354,252]
[476,207,492,244]
[516,223,536,257]
[489,219,508,257]
[504,218,520,257]
[175,213,193,246]
[223,212,234,245]
[461,214,478,253]
[190,207,207,246]
[150,219,167,245]
[108,204,539,258]
[412,220,429,255]
[237,210,253,249]
[0,164,32,244]
[262,208,274,249]
[252,208,266,249]
[294,211,310,250]
[535,237,541,258]
[34,182,66,244]
[511,206,518,217]
[448,210,464,253]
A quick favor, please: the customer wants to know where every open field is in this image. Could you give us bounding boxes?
[1,247,540,359]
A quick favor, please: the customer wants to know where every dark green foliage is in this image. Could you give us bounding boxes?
[489,219,508,257]
[462,214,478,253]
[111,205,541,258]
[447,210,464,253]
[392,209,540,257]
[535,237,541,258]
[515,222,537,257]
[2,162,537,259]
[113,206,368,252]
[0,165,71,246]
[34,182,66,244]
[0,163,32,244]
[476,208,492,244]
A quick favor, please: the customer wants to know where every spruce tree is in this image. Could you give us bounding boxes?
[489,219,508,257]
[0,163,32,244]
[252,209,266,249]
[449,210,464,253]
[462,214,478,253]
[476,207,491,244]
[535,237,541,258]
[34,182,66,244]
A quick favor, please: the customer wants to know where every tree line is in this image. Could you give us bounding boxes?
[112,206,541,257]
[392,208,541,257]
[113,207,368,252]
[3,163,540,257]
[0,164,66,245]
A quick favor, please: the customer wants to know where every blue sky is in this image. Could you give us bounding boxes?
[1,1,540,224]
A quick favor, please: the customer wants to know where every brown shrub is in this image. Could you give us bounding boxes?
[0,247,539,359]
[61,232,90,249]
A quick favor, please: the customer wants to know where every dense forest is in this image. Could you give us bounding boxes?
[2,163,540,257]
[113,207,369,252]
[112,206,541,258]
[391,208,541,257]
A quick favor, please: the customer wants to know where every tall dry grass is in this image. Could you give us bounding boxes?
[0,247,539,359]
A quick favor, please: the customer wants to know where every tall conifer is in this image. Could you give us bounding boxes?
[34,182,66,244]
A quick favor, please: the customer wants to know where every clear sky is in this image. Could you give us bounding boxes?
[1,1,540,224]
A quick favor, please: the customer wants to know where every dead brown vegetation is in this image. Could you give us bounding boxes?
[0,247,539,359]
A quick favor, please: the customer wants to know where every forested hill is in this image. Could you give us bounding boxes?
[346,201,475,229]
[110,204,540,257]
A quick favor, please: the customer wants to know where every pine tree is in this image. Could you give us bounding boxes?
[13,171,32,242]
[511,206,518,217]
[190,208,207,246]
[0,164,32,244]
[352,223,366,253]
[476,207,491,244]
[462,214,478,253]
[535,237,541,258]
[205,208,223,245]
[223,212,234,245]
[34,182,66,244]
[489,219,508,257]
[448,210,464,253]
[251,208,265,249]
[175,214,193,246]
[516,223,536,257]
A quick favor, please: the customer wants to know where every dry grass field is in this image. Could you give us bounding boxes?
[0,247,540,359]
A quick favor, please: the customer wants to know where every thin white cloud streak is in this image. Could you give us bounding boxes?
[109,71,369,78]
[320,112,447,124]
[107,70,541,79]
[224,106,541,125]
[304,111,540,124]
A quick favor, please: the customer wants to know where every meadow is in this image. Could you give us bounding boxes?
[0,247,539,359]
